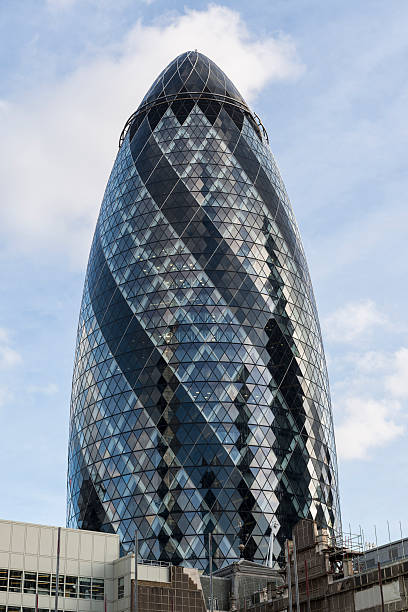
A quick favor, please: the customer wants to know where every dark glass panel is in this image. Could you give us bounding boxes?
[9,570,22,593]
[23,571,36,594]
[65,575,77,598]
[79,577,92,599]
[0,568,7,591]
[37,573,50,595]
[92,577,104,600]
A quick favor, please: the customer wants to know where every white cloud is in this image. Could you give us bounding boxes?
[335,396,403,460]
[332,346,408,460]
[0,5,303,265]
[385,347,408,399]
[0,328,22,368]
[0,346,22,368]
[323,299,387,343]
[343,350,389,374]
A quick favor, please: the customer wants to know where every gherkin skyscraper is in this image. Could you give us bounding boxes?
[67,51,340,570]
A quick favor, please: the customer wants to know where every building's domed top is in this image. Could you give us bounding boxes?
[119,51,266,148]
[140,50,247,109]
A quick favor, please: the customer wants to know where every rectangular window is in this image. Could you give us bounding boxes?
[65,575,78,598]
[51,574,64,597]
[9,569,22,593]
[0,606,6,612]
[0,568,8,591]
[23,608,35,612]
[8,607,21,612]
[118,576,124,599]
[92,577,104,600]
[23,571,37,594]
[79,576,91,599]
[37,572,51,595]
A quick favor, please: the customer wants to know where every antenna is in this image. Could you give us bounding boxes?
[374,525,379,565]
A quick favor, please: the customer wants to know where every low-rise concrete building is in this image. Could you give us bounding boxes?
[0,519,202,612]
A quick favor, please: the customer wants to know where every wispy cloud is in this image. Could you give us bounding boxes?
[323,299,387,343]
[326,300,408,460]
[0,329,21,412]
[385,347,408,399]
[0,328,22,369]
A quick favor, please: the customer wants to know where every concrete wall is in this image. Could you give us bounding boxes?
[0,519,119,612]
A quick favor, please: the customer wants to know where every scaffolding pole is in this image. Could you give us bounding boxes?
[377,562,385,612]
[304,559,311,612]
[286,540,293,612]
[293,537,300,612]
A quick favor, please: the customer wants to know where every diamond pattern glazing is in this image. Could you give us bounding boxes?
[67,51,341,570]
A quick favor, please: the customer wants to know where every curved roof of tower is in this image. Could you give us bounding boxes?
[119,51,265,148]
[139,50,247,109]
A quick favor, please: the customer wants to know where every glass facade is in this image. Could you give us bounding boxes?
[67,51,341,570]
[0,570,103,600]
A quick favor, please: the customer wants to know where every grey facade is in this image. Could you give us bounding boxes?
[67,51,341,570]
[361,539,408,570]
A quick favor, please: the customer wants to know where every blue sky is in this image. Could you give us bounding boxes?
[0,0,407,549]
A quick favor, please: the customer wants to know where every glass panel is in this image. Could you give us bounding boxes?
[118,575,124,599]
[8,608,21,612]
[92,577,104,600]
[79,577,91,599]
[23,571,37,594]
[37,572,50,595]
[0,606,5,612]
[0,568,8,591]
[65,575,77,598]
[51,574,64,596]
[23,609,35,612]
[9,569,22,593]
